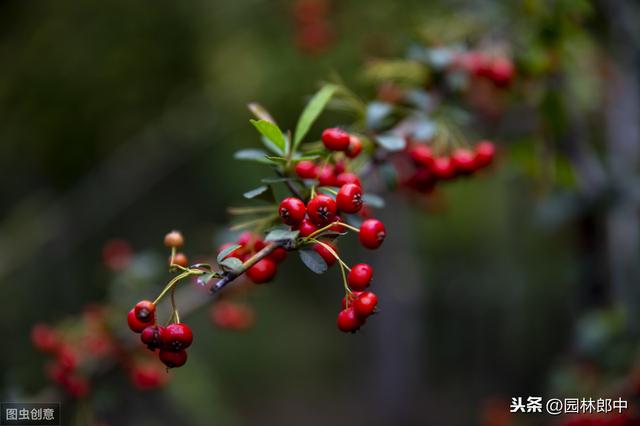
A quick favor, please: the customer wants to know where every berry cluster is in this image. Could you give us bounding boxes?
[452,51,515,87]
[403,140,496,194]
[218,231,288,284]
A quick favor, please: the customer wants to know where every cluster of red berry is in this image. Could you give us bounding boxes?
[218,231,288,284]
[452,51,515,87]
[291,0,334,55]
[32,305,168,397]
[403,140,496,193]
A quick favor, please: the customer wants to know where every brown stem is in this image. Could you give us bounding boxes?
[210,241,285,293]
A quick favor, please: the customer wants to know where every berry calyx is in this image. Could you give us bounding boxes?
[337,308,364,333]
[307,194,337,226]
[140,325,165,351]
[359,219,386,250]
[336,183,363,214]
[246,258,277,283]
[336,172,361,187]
[279,197,307,226]
[347,263,373,290]
[162,323,193,352]
[321,128,350,151]
[159,349,187,368]
[451,148,475,175]
[127,309,148,333]
[295,160,317,179]
[134,300,156,323]
[164,230,184,248]
[345,135,363,158]
[353,291,378,318]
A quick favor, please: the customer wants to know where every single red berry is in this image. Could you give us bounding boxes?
[313,241,338,267]
[451,148,476,175]
[164,230,184,248]
[295,160,318,179]
[322,128,350,151]
[247,258,277,283]
[31,323,59,353]
[64,375,90,398]
[341,291,363,309]
[279,197,307,226]
[405,168,436,193]
[331,215,345,233]
[430,157,456,180]
[337,308,364,333]
[128,309,148,333]
[267,247,288,263]
[348,263,373,290]
[317,164,337,187]
[474,140,495,169]
[307,194,337,226]
[57,345,78,372]
[218,242,242,260]
[162,323,193,351]
[359,219,386,250]
[345,135,363,158]
[336,183,363,214]
[211,301,255,330]
[237,231,256,248]
[353,291,378,318]
[171,252,189,268]
[334,161,346,175]
[336,172,361,187]
[140,325,165,351]
[159,349,188,368]
[253,239,266,252]
[409,144,434,168]
[134,300,156,323]
[130,364,167,390]
[297,219,318,237]
[489,56,514,87]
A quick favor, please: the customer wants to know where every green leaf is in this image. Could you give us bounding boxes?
[261,136,284,155]
[220,257,243,273]
[293,84,338,151]
[298,249,328,274]
[243,185,275,203]
[376,134,406,151]
[216,244,242,263]
[379,162,399,190]
[250,119,287,155]
[234,149,271,164]
[362,193,385,208]
[196,272,217,287]
[265,227,300,243]
[247,102,276,123]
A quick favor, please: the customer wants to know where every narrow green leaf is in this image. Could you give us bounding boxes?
[376,134,406,151]
[265,228,300,243]
[250,119,286,155]
[362,193,385,208]
[299,249,328,274]
[196,272,217,287]
[243,185,275,203]
[216,244,242,263]
[293,84,338,151]
[234,149,271,164]
[220,257,244,273]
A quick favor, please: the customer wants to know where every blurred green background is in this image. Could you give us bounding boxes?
[1,0,639,425]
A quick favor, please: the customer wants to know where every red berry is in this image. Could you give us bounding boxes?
[337,308,364,333]
[313,241,338,267]
[237,231,255,247]
[159,349,187,368]
[336,172,361,187]
[31,324,59,353]
[336,183,363,214]
[247,258,277,283]
[317,164,337,187]
[211,301,255,330]
[218,242,242,259]
[162,323,193,351]
[297,219,318,237]
[171,252,189,267]
[56,345,78,372]
[489,57,514,87]
[321,128,350,151]
[353,291,378,317]
[430,157,456,180]
[405,168,436,193]
[334,161,346,175]
[267,247,288,263]
[348,263,373,290]
[451,148,476,175]
[330,215,345,233]
[359,219,386,249]
[164,230,184,248]
[295,160,318,179]
[102,238,133,271]
[128,309,148,333]
[64,375,90,398]
[474,140,495,169]
[134,300,156,323]
[140,325,165,351]
[345,135,363,158]
[341,291,363,309]
[307,194,337,226]
[130,364,167,390]
[409,144,434,168]
[279,197,307,226]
